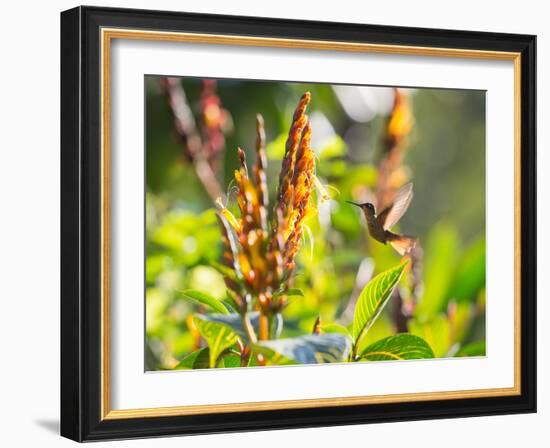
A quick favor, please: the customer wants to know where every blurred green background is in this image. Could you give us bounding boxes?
[145,77,486,370]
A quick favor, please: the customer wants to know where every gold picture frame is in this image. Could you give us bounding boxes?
[61,6,536,441]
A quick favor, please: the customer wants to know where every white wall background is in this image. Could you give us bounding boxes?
[0,0,545,446]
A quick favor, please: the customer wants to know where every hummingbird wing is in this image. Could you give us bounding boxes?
[377,183,414,230]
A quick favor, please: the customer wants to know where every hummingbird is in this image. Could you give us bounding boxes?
[347,183,417,256]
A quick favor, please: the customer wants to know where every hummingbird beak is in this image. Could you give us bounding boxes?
[346,200,362,208]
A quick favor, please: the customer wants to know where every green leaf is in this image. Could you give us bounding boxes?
[352,261,408,347]
[409,315,450,357]
[193,315,239,368]
[415,223,459,318]
[320,323,351,338]
[447,237,486,303]
[456,341,486,357]
[175,347,210,369]
[448,301,474,346]
[254,333,352,365]
[359,334,434,361]
[179,289,229,314]
[209,261,239,283]
[197,312,283,342]
[353,314,395,355]
[220,354,242,368]
[273,288,305,298]
[220,298,238,314]
[223,290,241,313]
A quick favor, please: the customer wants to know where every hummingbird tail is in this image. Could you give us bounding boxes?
[386,232,417,256]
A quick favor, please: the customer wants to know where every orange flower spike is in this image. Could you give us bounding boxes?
[292,120,315,217]
[276,92,311,216]
[235,148,249,216]
[247,230,267,290]
[234,169,247,219]
[236,147,265,233]
[254,114,269,209]
[377,88,414,207]
[238,252,254,285]
[265,248,283,287]
[237,146,249,178]
[293,119,312,178]
[234,150,253,234]
[292,120,315,209]
[387,89,413,148]
[282,121,315,274]
[244,181,261,225]
[215,198,241,233]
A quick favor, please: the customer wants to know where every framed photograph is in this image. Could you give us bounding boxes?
[60,6,536,442]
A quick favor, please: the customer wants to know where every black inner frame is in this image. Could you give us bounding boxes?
[61,6,536,442]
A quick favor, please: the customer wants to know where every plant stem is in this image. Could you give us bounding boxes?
[241,312,258,344]
[352,328,368,361]
[240,346,251,367]
[258,312,269,340]
[351,343,359,362]
[160,77,225,203]
[391,290,409,333]
[192,153,225,203]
